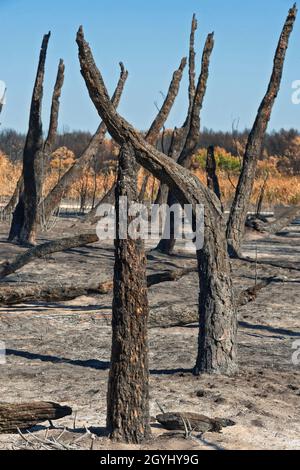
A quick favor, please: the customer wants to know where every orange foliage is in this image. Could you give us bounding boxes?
[0,145,298,208]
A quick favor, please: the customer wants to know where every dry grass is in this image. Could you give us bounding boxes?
[0,149,298,208]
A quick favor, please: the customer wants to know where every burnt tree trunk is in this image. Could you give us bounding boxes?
[40,63,128,223]
[107,143,151,443]
[20,33,50,245]
[77,25,238,377]
[155,190,177,255]
[5,176,24,216]
[0,402,72,434]
[226,4,297,257]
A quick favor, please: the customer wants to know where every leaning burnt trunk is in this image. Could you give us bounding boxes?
[206,145,222,205]
[107,143,151,443]
[226,4,297,257]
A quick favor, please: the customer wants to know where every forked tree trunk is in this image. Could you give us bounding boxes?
[206,145,222,204]
[107,143,151,443]
[77,25,238,379]
[226,4,297,257]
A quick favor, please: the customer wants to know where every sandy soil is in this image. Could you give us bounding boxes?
[0,217,299,450]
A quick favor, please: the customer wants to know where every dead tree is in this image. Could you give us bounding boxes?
[156,32,215,254]
[206,145,222,205]
[11,33,50,245]
[8,34,65,245]
[247,205,300,234]
[77,25,237,384]
[40,62,128,222]
[226,4,297,257]
[106,143,151,443]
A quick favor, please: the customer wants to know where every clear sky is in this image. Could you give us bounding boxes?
[0,0,300,134]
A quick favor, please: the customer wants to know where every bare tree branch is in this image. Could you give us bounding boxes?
[227,4,297,256]
[76,26,237,375]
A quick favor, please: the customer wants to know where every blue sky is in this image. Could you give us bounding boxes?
[0,0,300,134]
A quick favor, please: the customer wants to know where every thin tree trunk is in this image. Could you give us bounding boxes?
[77,26,238,376]
[247,205,300,234]
[0,402,72,434]
[40,63,128,222]
[5,176,23,216]
[107,143,151,443]
[226,4,297,257]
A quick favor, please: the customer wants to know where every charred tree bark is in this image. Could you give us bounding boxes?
[226,4,297,257]
[40,63,128,222]
[107,143,151,443]
[8,33,50,245]
[44,60,65,156]
[194,218,237,375]
[77,27,238,376]
[82,58,186,221]
[206,146,222,205]
[0,267,196,305]
[5,176,23,216]
[0,402,72,434]
[156,33,215,254]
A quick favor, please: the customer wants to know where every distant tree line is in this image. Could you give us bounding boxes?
[0,126,299,174]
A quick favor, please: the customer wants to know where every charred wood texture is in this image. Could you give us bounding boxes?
[107,144,151,443]
[0,402,72,434]
[226,4,297,257]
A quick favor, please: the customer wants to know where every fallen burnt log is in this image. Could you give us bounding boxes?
[0,402,72,434]
[0,233,99,280]
[0,268,196,306]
